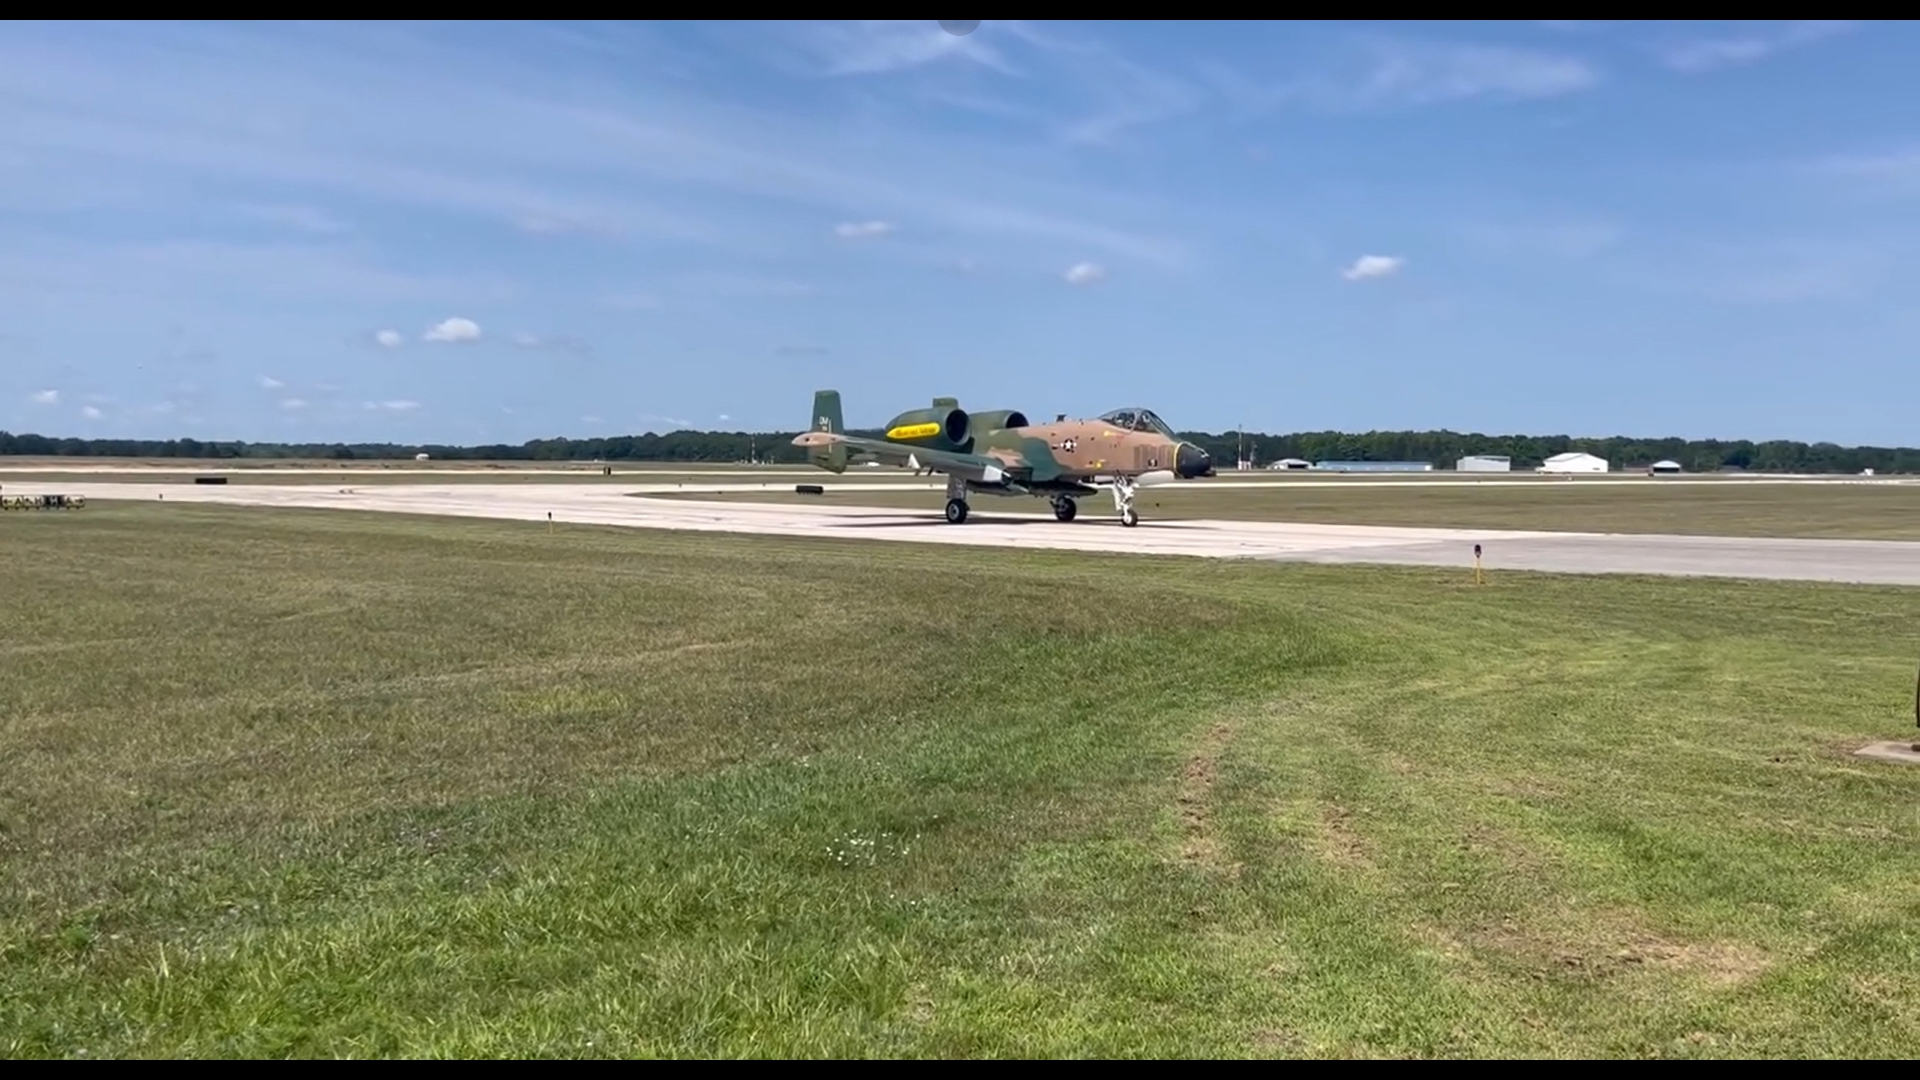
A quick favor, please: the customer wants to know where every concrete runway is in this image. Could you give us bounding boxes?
[13,479,1920,586]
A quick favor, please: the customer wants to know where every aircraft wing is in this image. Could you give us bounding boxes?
[791,431,1019,484]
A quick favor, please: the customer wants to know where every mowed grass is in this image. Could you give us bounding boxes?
[3,505,1918,1058]
[653,479,1920,540]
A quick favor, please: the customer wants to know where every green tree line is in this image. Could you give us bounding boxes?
[0,427,1913,473]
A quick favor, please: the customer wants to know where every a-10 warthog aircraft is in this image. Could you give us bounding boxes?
[791,389,1214,526]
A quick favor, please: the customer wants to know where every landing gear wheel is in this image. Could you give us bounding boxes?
[1052,498,1077,522]
[1120,507,1139,527]
[945,498,969,524]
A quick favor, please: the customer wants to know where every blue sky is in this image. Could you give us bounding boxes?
[3,20,1917,445]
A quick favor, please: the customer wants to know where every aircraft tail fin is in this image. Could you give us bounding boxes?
[811,389,844,435]
[806,389,848,473]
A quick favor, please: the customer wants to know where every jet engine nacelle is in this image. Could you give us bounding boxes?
[884,405,972,452]
[967,409,1030,433]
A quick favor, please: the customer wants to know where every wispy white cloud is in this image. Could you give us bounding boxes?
[606,290,664,311]
[30,389,60,404]
[1660,21,1857,74]
[0,238,501,307]
[362,399,419,411]
[1812,148,1920,199]
[834,220,895,239]
[1207,39,1598,116]
[512,332,593,357]
[239,204,347,233]
[1452,221,1621,261]
[0,22,1184,271]
[81,405,103,419]
[374,328,404,348]
[676,272,815,298]
[780,19,1013,77]
[423,317,481,343]
[1063,261,1107,286]
[1608,235,1897,304]
[280,397,308,409]
[513,210,624,237]
[260,375,284,389]
[1342,254,1405,281]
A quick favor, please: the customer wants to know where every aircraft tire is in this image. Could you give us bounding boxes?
[945,498,969,524]
[1120,507,1139,528]
[1052,497,1077,522]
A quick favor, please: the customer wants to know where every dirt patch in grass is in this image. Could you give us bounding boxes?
[1448,909,1771,988]
[1312,802,1375,870]
[1178,722,1239,878]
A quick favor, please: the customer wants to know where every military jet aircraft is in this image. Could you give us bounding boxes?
[791,389,1213,526]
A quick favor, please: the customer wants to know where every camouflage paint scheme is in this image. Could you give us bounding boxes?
[791,389,1214,526]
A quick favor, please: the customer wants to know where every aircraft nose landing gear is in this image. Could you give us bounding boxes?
[1108,477,1143,527]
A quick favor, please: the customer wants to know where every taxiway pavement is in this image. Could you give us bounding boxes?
[13,480,1920,587]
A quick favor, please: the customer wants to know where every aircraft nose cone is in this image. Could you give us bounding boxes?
[1176,442,1213,478]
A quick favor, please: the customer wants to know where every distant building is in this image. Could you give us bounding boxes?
[1315,460,1433,473]
[1456,454,1511,473]
[1537,451,1608,474]
[1648,459,1682,475]
[415,452,430,461]
[1269,458,1312,470]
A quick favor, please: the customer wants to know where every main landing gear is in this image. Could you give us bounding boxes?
[944,475,970,525]
[1051,496,1077,522]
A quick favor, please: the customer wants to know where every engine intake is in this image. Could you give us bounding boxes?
[967,409,1030,432]
[884,405,972,452]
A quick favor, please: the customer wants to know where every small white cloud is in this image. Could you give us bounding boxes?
[383,400,419,411]
[374,329,404,348]
[1341,254,1406,281]
[512,332,541,347]
[260,376,285,389]
[718,413,731,421]
[581,415,603,425]
[30,389,59,405]
[834,220,896,239]
[423,317,482,343]
[281,398,308,410]
[81,405,103,420]
[1064,261,1107,286]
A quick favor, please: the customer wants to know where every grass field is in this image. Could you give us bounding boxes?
[4,504,1918,1058]
[650,480,1920,540]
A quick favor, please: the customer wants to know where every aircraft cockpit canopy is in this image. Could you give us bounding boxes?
[1097,407,1177,438]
